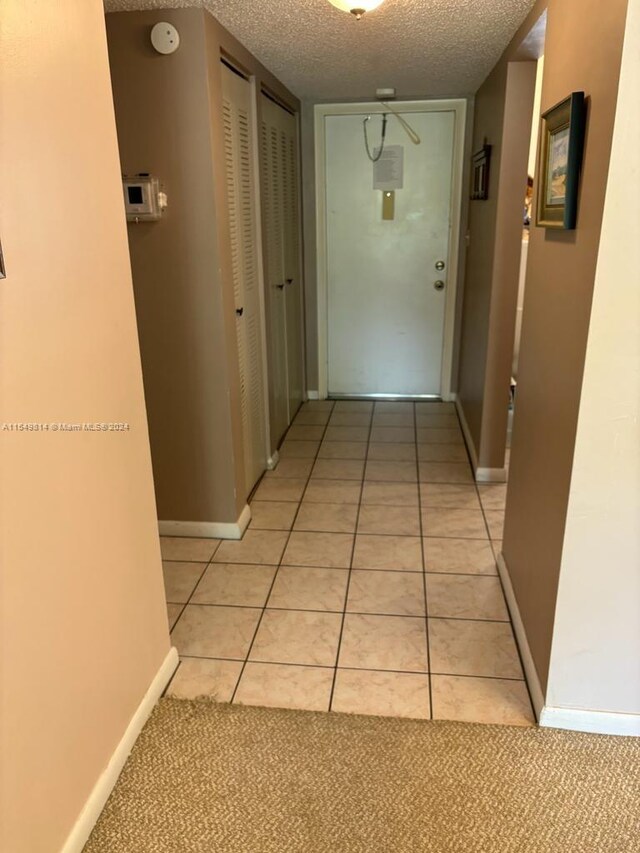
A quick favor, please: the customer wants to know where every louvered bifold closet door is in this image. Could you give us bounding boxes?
[221,62,267,497]
[280,110,304,419]
[260,94,290,446]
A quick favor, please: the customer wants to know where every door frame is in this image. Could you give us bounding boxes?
[314,99,467,400]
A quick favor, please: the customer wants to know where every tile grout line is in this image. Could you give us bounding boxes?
[328,401,375,712]
[175,561,497,578]
[229,399,336,705]
[473,459,536,721]
[227,564,280,704]
[421,400,483,713]
[173,654,528,683]
[233,526,493,540]
[166,600,511,624]
[415,401,434,719]
[173,566,499,581]
[162,539,223,696]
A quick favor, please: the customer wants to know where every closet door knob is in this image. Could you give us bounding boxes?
[235,307,244,316]
[285,278,294,286]
[275,283,285,290]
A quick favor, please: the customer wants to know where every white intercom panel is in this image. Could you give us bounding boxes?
[123,174,167,222]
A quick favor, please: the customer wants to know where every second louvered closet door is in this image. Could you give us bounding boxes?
[261,92,304,448]
[222,62,268,497]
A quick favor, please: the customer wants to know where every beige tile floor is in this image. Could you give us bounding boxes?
[163,400,534,727]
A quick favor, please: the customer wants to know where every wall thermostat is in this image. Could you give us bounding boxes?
[150,22,180,55]
[123,175,167,222]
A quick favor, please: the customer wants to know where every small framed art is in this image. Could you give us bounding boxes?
[471,144,492,201]
[536,91,586,230]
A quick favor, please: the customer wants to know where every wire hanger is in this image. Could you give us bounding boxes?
[363,113,388,162]
[380,101,421,145]
[362,103,422,162]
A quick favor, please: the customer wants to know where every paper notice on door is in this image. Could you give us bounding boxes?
[373,145,404,191]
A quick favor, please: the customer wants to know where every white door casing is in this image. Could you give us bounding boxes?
[315,100,467,400]
[261,95,289,445]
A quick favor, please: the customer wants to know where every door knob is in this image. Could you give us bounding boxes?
[285,278,294,286]
[275,283,285,290]
[434,280,445,291]
[235,307,244,316]
[435,260,445,271]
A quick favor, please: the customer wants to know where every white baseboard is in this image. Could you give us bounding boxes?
[495,551,545,719]
[61,646,179,853]
[476,467,508,483]
[454,396,507,483]
[306,390,320,400]
[453,395,479,472]
[158,504,251,541]
[266,450,280,470]
[497,551,640,737]
[539,705,640,737]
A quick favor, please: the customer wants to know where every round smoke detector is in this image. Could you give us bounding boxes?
[150,22,180,55]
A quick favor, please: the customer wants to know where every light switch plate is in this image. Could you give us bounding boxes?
[382,190,395,221]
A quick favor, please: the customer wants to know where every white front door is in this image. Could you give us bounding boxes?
[324,108,456,397]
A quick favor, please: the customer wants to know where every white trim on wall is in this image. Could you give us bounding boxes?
[61,647,179,853]
[476,467,508,483]
[454,394,479,471]
[158,504,251,540]
[495,551,545,719]
[496,490,639,736]
[539,706,640,737]
[266,449,280,470]
[314,99,467,401]
[454,394,507,482]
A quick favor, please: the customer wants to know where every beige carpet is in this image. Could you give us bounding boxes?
[85,699,640,852]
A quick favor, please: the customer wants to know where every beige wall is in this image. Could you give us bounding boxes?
[457,60,509,447]
[457,59,537,466]
[503,0,629,691]
[545,0,640,718]
[479,61,537,468]
[107,9,242,523]
[106,9,300,522]
[0,2,171,851]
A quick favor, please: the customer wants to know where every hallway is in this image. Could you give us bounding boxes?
[163,399,533,726]
[4,0,640,847]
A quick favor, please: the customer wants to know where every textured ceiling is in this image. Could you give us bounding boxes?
[103,0,538,100]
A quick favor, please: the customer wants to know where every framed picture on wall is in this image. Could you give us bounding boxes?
[471,144,492,200]
[536,91,586,229]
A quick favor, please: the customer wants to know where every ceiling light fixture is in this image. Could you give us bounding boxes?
[327,0,385,20]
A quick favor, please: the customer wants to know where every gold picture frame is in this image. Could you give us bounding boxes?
[536,92,586,230]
